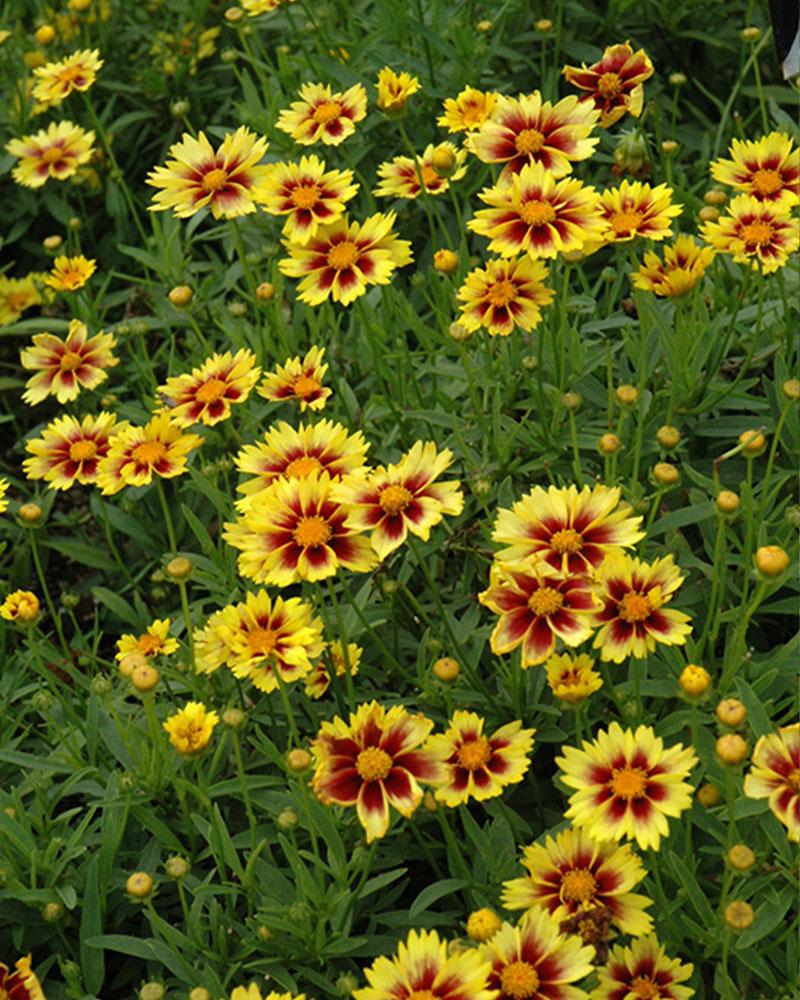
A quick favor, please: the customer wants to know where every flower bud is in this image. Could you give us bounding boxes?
[35,24,56,44]
[740,26,761,41]
[126,871,154,899]
[43,234,63,251]
[476,19,492,32]
[466,907,502,942]
[668,71,687,86]
[225,6,244,21]
[422,791,438,812]
[473,477,492,497]
[256,281,276,301]
[287,748,312,772]
[716,733,749,765]
[222,707,247,729]
[447,320,474,342]
[168,284,193,307]
[189,990,212,1000]
[698,206,720,223]
[755,545,790,578]
[170,99,190,117]
[679,664,711,697]
[336,973,359,997]
[661,140,679,155]
[614,131,650,178]
[24,50,47,68]
[598,433,622,455]
[653,462,680,486]
[139,984,165,1000]
[781,378,800,401]
[228,300,246,317]
[728,844,755,871]
[716,490,740,514]
[716,698,747,727]
[164,855,190,879]
[738,429,766,456]
[433,657,460,682]
[704,189,727,206]
[42,901,63,922]
[33,690,54,713]
[19,502,43,524]
[656,425,681,449]
[433,249,459,273]
[432,145,457,177]
[131,662,159,692]
[165,555,193,580]
[562,391,582,411]
[90,675,112,695]
[380,578,398,596]
[615,384,639,406]
[534,18,553,31]
[725,899,754,929]
[257,924,273,941]
[697,783,722,807]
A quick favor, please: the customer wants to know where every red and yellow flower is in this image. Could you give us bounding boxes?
[276,82,367,146]
[156,349,261,427]
[545,653,603,704]
[20,318,117,406]
[374,142,467,199]
[375,67,421,113]
[438,86,498,132]
[591,935,694,1000]
[699,194,799,273]
[710,131,799,207]
[163,701,219,755]
[457,257,555,336]
[44,255,96,293]
[95,413,202,495]
[632,235,716,297]
[258,155,357,243]
[32,47,103,106]
[743,723,800,842]
[258,345,332,411]
[563,42,654,128]
[23,412,123,491]
[6,120,95,188]
[0,274,44,326]
[598,180,682,243]
[116,618,179,662]
[0,955,46,1000]
[305,641,363,699]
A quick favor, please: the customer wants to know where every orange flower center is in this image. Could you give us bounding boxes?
[291,183,321,209]
[550,528,583,553]
[487,279,518,307]
[630,977,660,1000]
[247,626,278,656]
[313,100,343,124]
[327,240,359,270]
[527,586,564,616]
[60,350,84,371]
[132,441,166,465]
[611,766,647,799]
[610,209,644,235]
[461,104,485,127]
[457,737,492,770]
[196,377,228,403]
[515,128,545,155]
[520,199,556,227]
[292,374,321,398]
[137,634,162,655]
[5,291,33,310]
[293,515,332,548]
[787,768,800,791]
[597,71,623,97]
[419,163,439,188]
[202,168,229,192]
[751,168,783,196]
[560,868,597,903]
[41,145,65,164]
[59,64,85,85]
[618,591,652,623]
[407,991,437,1000]
[740,221,773,248]
[69,439,97,461]
[285,455,322,478]
[355,746,392,781]
[379,484,413,515]
[500,960,540,999]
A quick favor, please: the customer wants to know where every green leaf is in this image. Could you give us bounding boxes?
[85,936,194,983]
[43,538,117,571]
[409,878,467,919]
[80,858,105,996]
[735,889,795,949]
[90,586,143,630]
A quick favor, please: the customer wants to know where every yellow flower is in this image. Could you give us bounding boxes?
[258,345,332,411]
[20,318,117,406]
[95,413,202,495]
[374,142,467,200]
[376,67,420,113]
[163,702,219,755]
[457,257,554,336]
[0,273,44,326]
[45,254,96,292]
[116,619,179,661]
[23,411,124,491]
[699,193,799,273]
[598,180,682,243]
[632,235,715,297]
[0,478,8,514]
[257,155,358,244]
[710,131,799,207]
[5,120,95,188]
[156,349,261,427]
[276,82,367,146]
[32,47,103,106]
[1,591,41,624]
[438,86,498,133]
[545,652,603,703]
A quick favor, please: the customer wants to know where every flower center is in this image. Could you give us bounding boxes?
[291,183,321,209]
[132,441,166,465]
[202,168,229,192]
[407,991,437,1000]
[462,104,485,126]
[69,439,97,461]
[60,350,83,371]
[457,737,492,770]
[41,145,65,164]
[520,199,556,227]
[618,591,652,623]
[356,746,392,781]
[630,977,660,1000]
[292,374,320,398]
[487,279,518,307]
[293,515,332,548]
[379,484,413,515]
[597,71,623,97]
[611,766,647,800]
[137,634,162,656]
[500,960,540,1000]
[550,528,583,553]
[528,586,564,616]
[313,100,342,124]
[285,455,322,478]
[247,626,278,656]
[196,377,227,403]
[420,163,439,188]
[59,65,85,85]
[5,291,33,310]
[751,168,782,196]
[560,868,597,903]
[740,221,773,248]
[327,240,359,269]
[515,128,545,155]
[610,209,644,235]
[787,768,800,791]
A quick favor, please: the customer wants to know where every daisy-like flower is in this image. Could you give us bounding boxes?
[0,955,46,1000]
[591,935,694,1000]
[146,126,270,219]
[743,723,800,842]
[279,212,413,306]
[710,132,799,207]
[375,67,421,113]
[258,345,332,411]
[457,257,555,336]
[556,722,698,851]
[276,81,367,146]
[479,561,597,667]
[242,0,286,12]
[502,827,653,938]
[598,180,682,243]
[545,653,603,704]
[592,552,691,663]
[438,86,498,133]
[632,235,716,297]
[116,618,179,662]
[6,120,95,189]
[44,255,96,292]
[469,162,604,260]
[699,194,799,273]
[469,92,599,178]
[156,349,261,427]
[305,641,363,699]
[0,274,44,326]
[427,710,535,807]
[1,591,40,625]
[23,412,123,491]
[258,155,358,244]
[374,142,467,199]
[0,478,8,514]
[20,318,117,406]
[32,47,103,106]
[223,470,377,586]
[163,701,219,755]
[312,701,440,842]
[563,43,654,128]
[95,413,202,496]
[332,441,464,560]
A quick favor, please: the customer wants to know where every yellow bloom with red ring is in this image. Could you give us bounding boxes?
[32,47,103,106]
[743,723,800,841]
[699,194,799,273]
[258,345,331,411]
[592,934,694,1000]
[6,120,95,188]
[375,67,420,113]
[258,155,357,244]
[598,179,682,243]
[304,641,362,699]
[0,273,45,326]
[23,412,124,491]
[276,81,367,146]
[711,132,799,207]
[0,955,46,1000]
[374,142,467,200]
[632,235,715,297]
[20,318,117,406]
[438,86,498,133]
[457,257,554,337]
[163,701,219,755]
[563,42,654,128]
[545,652,603,704]
[156,349,261,427]
[1,591,41,625]
[95,413,202,495]
[45,254,96,292]
[116,619,178,662]
[0,478,8,514]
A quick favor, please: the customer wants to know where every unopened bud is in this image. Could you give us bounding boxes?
[432,145,457,176]
[598,433,621,455]
[131,663,159,692]
[755,545,790,578]
[653,462,680,486]
[657,425,681,449]
[740,26,761,42]
[287,748,312,772]
[704,189,727,206]
[126,871,154,899]
[433,249,459,273]
[168,285,193,307]
[661,140,679,155]
[698,206,720,222]
[679,664,711,697]
[19,502,43,524]
[222,707,246,729]
[728,844,755,871]
[165,855,190,879]
[725,899,754,929]
[716,490,740,514]
[166,555,193,580]
[256,281,275,301]
[738,429,766,456]
[433,656,460,682]
[781,378,800,401]
[716,698,747,727]
[716,733,749,765]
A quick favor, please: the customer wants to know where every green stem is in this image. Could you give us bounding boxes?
[325,578,356,709]
[231,728,258,851]
[28,528,70,659]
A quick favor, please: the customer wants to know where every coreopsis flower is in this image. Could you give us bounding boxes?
[563,42,654,128]
[479,562,597,667]
[502,827,653,938]
[0,478,8,514]
[710,132,799,207]
[20,319,118,406]
[276,82,367,146]
[469,92,599,178]
[457,257,555,336]
[258,155,358,243]
[0,955,46,1000]
[44,255,96,292]
[545,653,603,704]
[591,935,694,1000]
[592,552,692,662]
[556,722,698,851]
[279,212,413,306]
[6,120,95,188]
[0,591,41,625]
[354,928,495,1000]
[258,345,332,411]
[223,470,377,586]
[116,619,179,662]
[375,67,420,113]
[163,701,219,755]
[23,412,123,491]
[146,127,270,219]
[426,710,535,807]
[193,590,324,693]
[305,641,363,699]
[699,194,799,273]
[374,142,467,199]
[598,180,682,243]
[468,162,604,259]
[95,413,202,495]
[332,441,464,560]
[156,349,261,427]
[438,86,498,132]
[492,484,644,576]
[632,235,716,297]
[743,723,800,842]
[0,274,44,325]
[242,0,284,12]
[32,47,103,106]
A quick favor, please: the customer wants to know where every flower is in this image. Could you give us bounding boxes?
[258,345,332,411]
[0,955,46,1000]
[598,180,682,243]
[563,42,654,128]
[502,826,653,937]
[0,478,8,514]
[305,641,363,699]
[156,349,261,427]
[0,274,44,325]
[44,255,96,292]
[20,318,117,406]
[311,701,440,842]
[375,67,421,113]
[467,908,503,943]
[699,194,799,273]
[457,257,555,336]
[258,155,358,243]
[743,723,800,842]
[32,47,103,106]
[374,142,467,199]
[468,162,604,259]
[468,91,599,177]
[6,120,95,188]
[279,212,413,306]
[95,413,202,495]
[276,82,367,146]
[592,552,692,662]
[632,235,716,297]
[116,619,179,662]
[556,722,698,850]
[163,702,219,755]
[146,127,270,219]
[710,132,799,207]
[479,562,598,667]
[426,710,535,806]
[0,591,40,625]
[545,653,603,704]
[438,86,498,132]
[590,934,694,1000]
[223,470,377,586]
[23,412,123,491]
[242,0,284,12]
[332,441,464,560]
